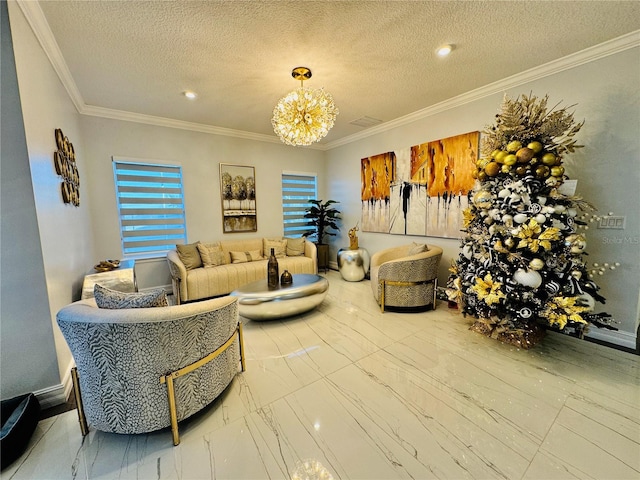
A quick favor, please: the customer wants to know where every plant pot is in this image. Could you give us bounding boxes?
[316,243,329,273]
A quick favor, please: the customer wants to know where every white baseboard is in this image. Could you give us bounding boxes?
[34,358,75,409]
[34,384,66,410]
[586,328,637,351]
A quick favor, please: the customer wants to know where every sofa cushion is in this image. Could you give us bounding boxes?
[197,242,227,268]
[176,242,202,270]
[230,250,263,264]
[94,284,168,309]
[408,242,428,255]
[285,237,306,256]
[263,238,287,258]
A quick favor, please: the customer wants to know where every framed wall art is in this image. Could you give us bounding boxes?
[361,131,479,239]
[219,163,257,233]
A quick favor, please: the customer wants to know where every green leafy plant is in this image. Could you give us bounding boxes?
[303,199,341,244]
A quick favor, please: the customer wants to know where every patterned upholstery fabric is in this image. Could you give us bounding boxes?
[370,244,443,309]
[167,239,317,303]
[56,296,241,435]
[94,284,168,309]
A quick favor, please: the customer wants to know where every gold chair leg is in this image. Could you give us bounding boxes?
[238,322,246,372]
[380,280,386,313]
[165,375,180,446]
[70,367,89,437]
[433,278,438,310]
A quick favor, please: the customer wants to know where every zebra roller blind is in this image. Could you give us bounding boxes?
[281,172,317,238]
[113,159,187,256]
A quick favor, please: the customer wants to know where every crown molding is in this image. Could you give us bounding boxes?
[17,0,638,151]
[16,0,84,112]
[324,30,640,150]
[80,104,287,145]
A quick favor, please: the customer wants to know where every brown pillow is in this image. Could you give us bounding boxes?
[408,242,428,255]
[285,237,306,256]
[263,238,287,258]
[197,242,226,268]
[230,250,263,264]
[176,242,202,270]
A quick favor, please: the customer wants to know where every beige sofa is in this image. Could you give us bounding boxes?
[167,238,317,304]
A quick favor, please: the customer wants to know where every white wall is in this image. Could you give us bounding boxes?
[326,46,640,348]
[1,0,60,400]
[79,116,326,288]
[4,1,96,402]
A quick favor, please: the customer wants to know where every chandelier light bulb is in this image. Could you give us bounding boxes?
[272,67,339,146]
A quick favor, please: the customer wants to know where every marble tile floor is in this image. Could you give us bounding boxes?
[4,270,639,480]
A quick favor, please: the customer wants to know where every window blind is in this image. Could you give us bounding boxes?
[281,173,317,238]
[113,160,187,256]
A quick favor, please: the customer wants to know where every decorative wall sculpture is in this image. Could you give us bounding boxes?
[54,128,80,206]
[361,131,479,238]
[219,164,257,233]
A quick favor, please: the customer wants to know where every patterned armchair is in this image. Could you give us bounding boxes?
[56,295,244,445]
[370,243,443,312]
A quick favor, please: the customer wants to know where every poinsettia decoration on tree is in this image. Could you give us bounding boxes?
[449,93,616,348]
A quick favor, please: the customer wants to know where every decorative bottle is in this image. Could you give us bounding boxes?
[267,248,279,289]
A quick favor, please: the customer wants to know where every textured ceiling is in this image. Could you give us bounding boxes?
[33,0,640,146]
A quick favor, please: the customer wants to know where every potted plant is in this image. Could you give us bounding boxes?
[303,200,341,271]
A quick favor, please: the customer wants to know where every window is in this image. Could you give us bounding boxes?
[113,159,187,256]
[281,172,317,238]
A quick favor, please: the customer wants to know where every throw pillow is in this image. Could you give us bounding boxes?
[176,242,202,270]
[408,242,428,255]
[94,284,168,309]
[197,242,226,268]
[230,250,264,264]
[284,237,306,256]
[263,238,287,258]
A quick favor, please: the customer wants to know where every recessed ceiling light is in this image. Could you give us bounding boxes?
[436,44,453,57]
[183,91,198,99]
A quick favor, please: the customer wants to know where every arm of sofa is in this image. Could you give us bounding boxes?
[304,240,318,273]
[167,250,188,304]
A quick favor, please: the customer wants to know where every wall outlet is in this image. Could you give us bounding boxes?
[598,216,626,229]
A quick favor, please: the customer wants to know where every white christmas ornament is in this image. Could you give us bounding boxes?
[513,268,543,288]
[514,213,528,224]
[535,214,547,224]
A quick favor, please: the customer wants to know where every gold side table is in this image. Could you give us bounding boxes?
[81,259,137,299]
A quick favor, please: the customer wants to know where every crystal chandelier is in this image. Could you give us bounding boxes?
[272,67,339,146]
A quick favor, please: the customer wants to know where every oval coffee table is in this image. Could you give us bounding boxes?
[230,273,329,320]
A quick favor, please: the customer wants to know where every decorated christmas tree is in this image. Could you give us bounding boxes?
[449,93,616,348]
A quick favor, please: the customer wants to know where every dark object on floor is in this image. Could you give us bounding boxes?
[1,393,41,470]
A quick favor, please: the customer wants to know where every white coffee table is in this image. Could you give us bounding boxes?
[230,274,329,320]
